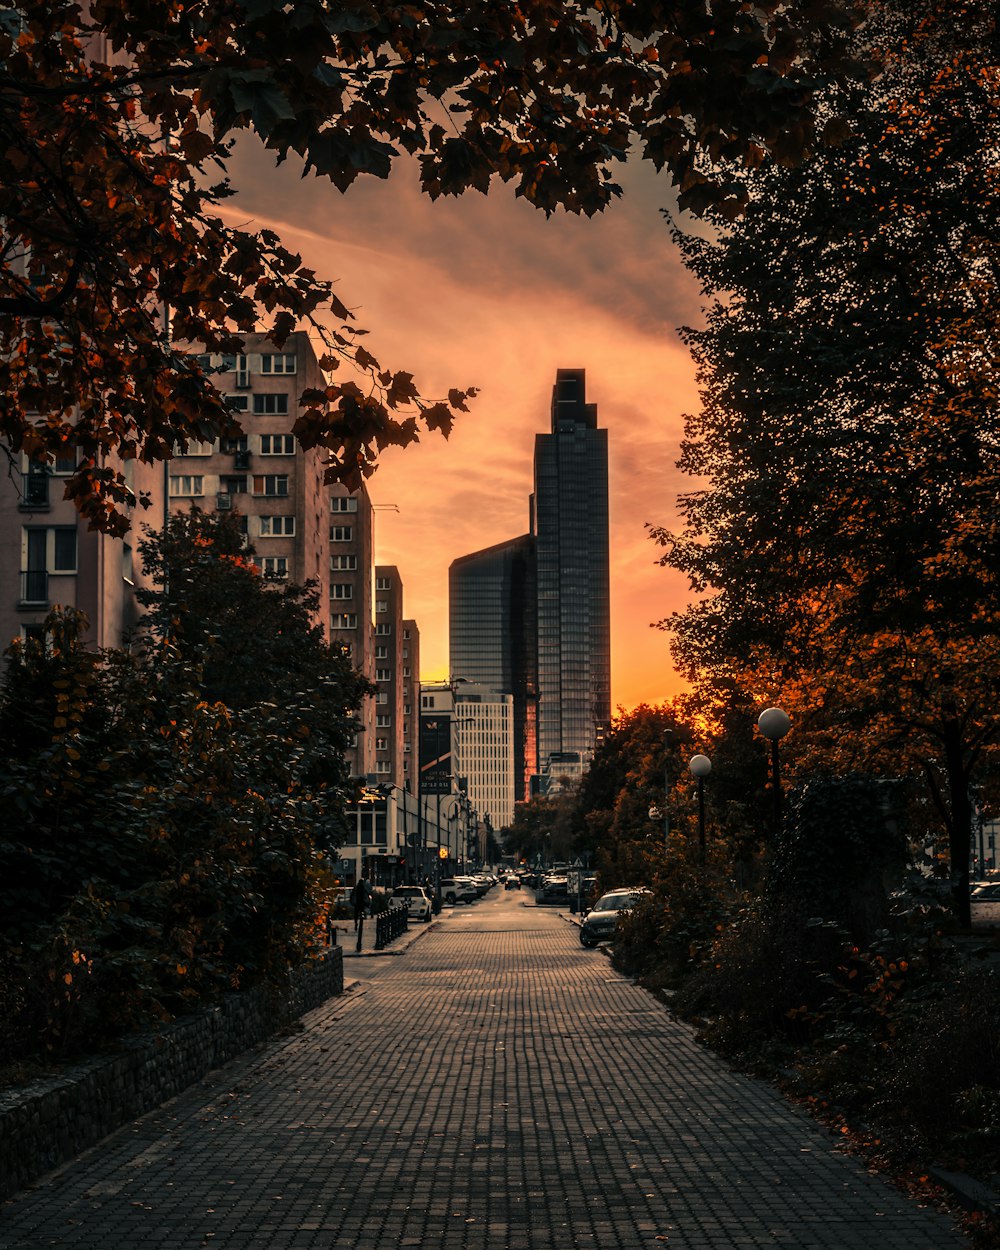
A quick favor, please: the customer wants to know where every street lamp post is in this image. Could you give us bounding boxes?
[688,754,712,864]
[757,707,792,837]
[663,727,674,849]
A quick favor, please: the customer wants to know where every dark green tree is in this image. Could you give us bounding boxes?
[652,0,1000,922]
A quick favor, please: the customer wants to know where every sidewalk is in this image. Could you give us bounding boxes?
[1,891,966,1249]
[335,897,455,958]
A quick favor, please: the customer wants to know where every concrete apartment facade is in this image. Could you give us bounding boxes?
[0,452,165,653]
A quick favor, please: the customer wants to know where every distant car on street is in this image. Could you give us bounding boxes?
[536,875,569,904]
[392,885,433,922]
[505,875,521,890]
[579,887,651,947]
[971,881,1000,924]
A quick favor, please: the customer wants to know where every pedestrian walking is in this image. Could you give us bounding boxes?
[352,875,371,932]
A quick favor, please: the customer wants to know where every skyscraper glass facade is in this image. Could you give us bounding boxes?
[448,368,610,804]
[533,369,610,772]
[449,535,537,802]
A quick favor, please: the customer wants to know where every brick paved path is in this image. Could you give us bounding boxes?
[1,892,965,1249]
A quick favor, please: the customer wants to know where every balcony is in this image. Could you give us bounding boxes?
[20,473,50,510]
[20,569,48,605]
[216,493,233,511]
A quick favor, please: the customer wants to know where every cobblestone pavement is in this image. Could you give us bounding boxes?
[1,892,965,1250]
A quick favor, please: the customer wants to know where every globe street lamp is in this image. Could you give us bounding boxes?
[688,754,712,864]
[757,707,791,837]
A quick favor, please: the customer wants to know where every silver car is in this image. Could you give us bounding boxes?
[971,881,1000,925]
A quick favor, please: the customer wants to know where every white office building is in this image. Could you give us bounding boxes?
[454,682,516,831]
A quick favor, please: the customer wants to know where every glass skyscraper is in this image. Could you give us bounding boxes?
[449,534,537,801]
[449,368,610,804]
[533,369,610,775]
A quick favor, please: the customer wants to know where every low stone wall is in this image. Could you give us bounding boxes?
[0,947,343,1201]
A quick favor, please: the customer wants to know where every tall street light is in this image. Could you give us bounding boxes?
[663,727,675,849]
[757,707,791,838]
[688,754,712,864]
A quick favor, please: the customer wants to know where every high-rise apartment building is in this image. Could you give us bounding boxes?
[401,619,420,795]
[330,481,376,779]
[170,331,330,603]
[374,565,406,789]
[449,368,610,805]
[532,368,610,779]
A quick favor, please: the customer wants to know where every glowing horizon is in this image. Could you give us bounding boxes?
[226,143,704,713]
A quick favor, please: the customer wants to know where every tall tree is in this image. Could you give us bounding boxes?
[652,0,1000,921]
[0,0,862,531]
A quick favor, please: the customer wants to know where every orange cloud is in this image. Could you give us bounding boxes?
[224,144,703,710]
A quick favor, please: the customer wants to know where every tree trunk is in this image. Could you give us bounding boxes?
[943,719,972,928]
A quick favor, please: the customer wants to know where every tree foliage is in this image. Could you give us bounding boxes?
[0,515,366,1065]
[1,0,862,530]
[652,0,1000,920]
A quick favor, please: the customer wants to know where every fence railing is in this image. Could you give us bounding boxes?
[374,903,409,950]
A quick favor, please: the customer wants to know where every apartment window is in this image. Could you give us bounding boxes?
[376,576,392,590]
[169,475,203,497]
[252,474,288,496]
[23,528,77,594]
[331,583,353,600]
[330,525,353,542]
[376,691,388,705]
[259,515,295,537]
[376,623,391,636]
[252,393,289,415]
[403,628,410,640]
[221,434,248,452]
[402,646,409,659]
[259,556,288,579]
[260,353,297,375]
[330,496,359,513]
[375,737,389,751]
[332,613,358,630]
[259,433,296,456]
[218,475,247,495]
[375,645,388,659]
[330,554,357,570]
[224,395,249,413]
[375,760,391,775]
[174,438,215,456]
[403,666,411,678]
[376,714,392,728]
[375,600,388,613]
[52,449,77,476]
[376,668,391,681]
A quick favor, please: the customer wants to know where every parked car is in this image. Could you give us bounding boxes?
[971,881,1000,924]
[440,877,477,905]
[536,875,569,904]
[391,885,433,922]
[579,887,651,947]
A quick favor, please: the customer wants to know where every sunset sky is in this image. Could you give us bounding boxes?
[225,144,706,712]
